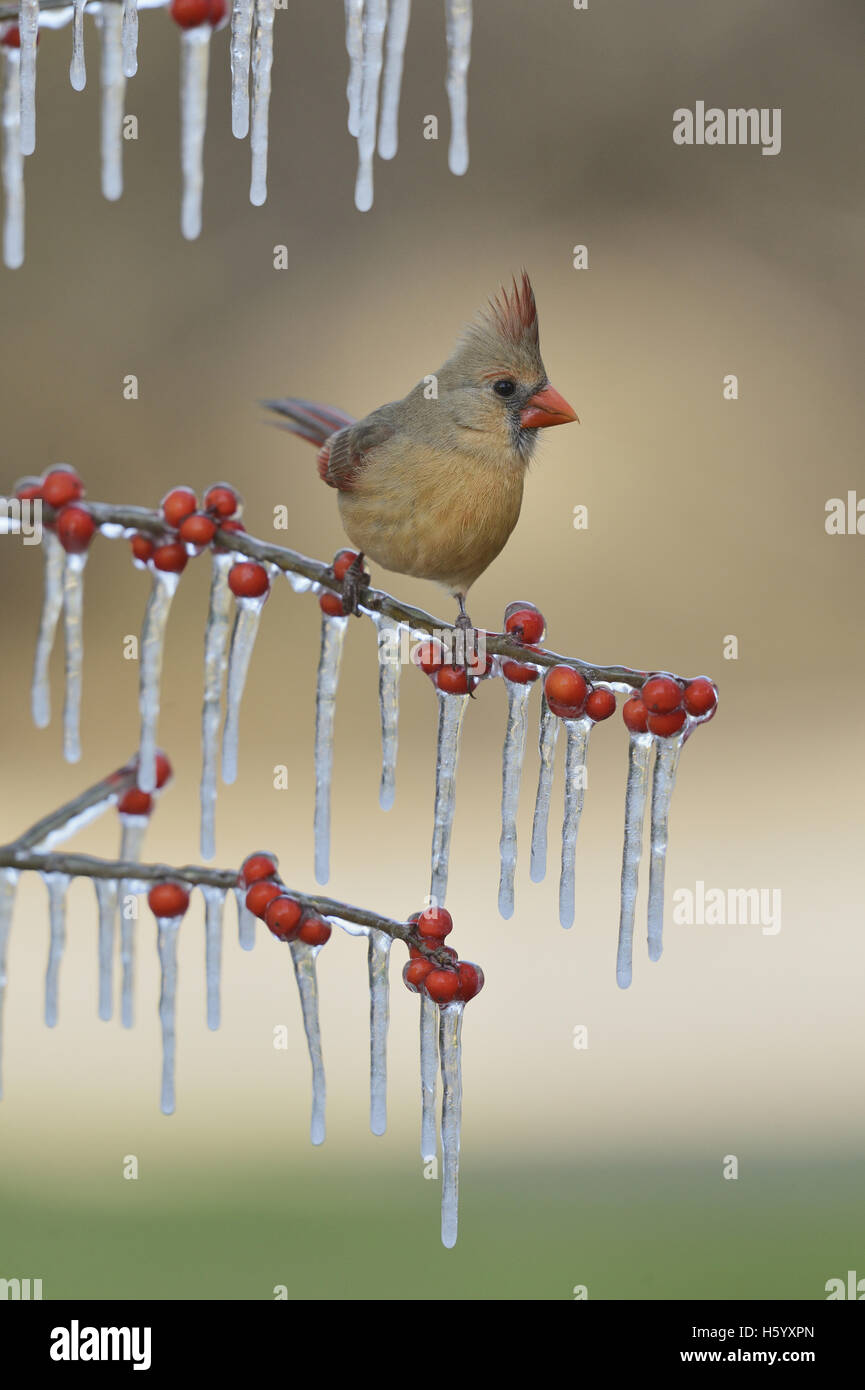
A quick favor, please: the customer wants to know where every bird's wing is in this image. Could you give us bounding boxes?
[319,407,398,492]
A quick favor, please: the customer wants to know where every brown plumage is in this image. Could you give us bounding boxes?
[264,274,578,614]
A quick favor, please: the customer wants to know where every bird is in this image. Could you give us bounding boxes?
[263,272,578,630]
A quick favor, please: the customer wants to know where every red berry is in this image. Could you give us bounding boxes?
[154,752,172,789]
[641,675,683,715]
[647,707,687,737]
[319,592,345,617]
[161,487,197,528]
[229,561,270,599]
[424,969,460,1005]
[436,665,475,696]
[147,882,189,918]
[298,915,332,948]
[170,0,209,27]
[504,604,545,645]
[131,533,155,563]
[56,505,96,554]
[204,484,240,519]
[152,541,188,574]
[332,549,359,581]
[41,467,83,509]
[208,0,226,22]
[455,961,484,1003]
[264,895,303,941]
[241,853,278,885]
[403,959,434,993]
[1,26,21,48]
[502,658,539,684]
[544,665,587,717]
[416,906,453,940]
[622,696,648,733]
[413,638,445,675]
[179,512,217,547]
[465,637,494,678]
[117,788,153,816]
[246,880,282,919]
[585,687,616,722]
[683,677,718,718]
[14,477,42,501]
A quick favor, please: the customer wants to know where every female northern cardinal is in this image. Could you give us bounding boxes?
[264,273,578,625]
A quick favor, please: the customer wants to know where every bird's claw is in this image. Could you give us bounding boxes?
[340,552,370,616]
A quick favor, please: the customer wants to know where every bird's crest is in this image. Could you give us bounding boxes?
[482,272,539,351]
[452,272,544,379]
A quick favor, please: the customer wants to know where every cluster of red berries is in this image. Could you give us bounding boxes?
[170,0,226,29]
[402,907,484,1006]
[240,853,333,948]
[116,751,172,819]
[541,665,617,723]
[15,466,97,556]
[127,483,247,577]
[622,674,718,737]
[319,549,361,618]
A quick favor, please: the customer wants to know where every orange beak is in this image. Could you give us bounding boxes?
[519,384,579,429]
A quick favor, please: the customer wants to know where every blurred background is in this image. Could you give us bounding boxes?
[0,0,863,1300]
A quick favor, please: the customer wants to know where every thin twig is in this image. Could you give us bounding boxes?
[11,760,140,852]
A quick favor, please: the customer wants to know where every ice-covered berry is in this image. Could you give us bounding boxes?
[41,467,83,509]
[56,505,95,554]
[319,592,345,617]
[152,541,188,573]
[332,549,359,581]
[246,880,282,918]
[130,533,155,564]
[179,512,217,547]
[504,603,545,644]
[264,895,303,941]
[403,958,434,993]
[436,665,475,696]
[585,687,616,722]
[683,677,718,718]
[416,906,453,940]
[147,882,189,918]
[413,638,445,675]
[204,484,240,520]
[544,665,588,718]
[298,915,332,947]
[455,961,484,1002]
[229,561,270,599]
[241,852,278,885]
[641,675,683,715]
[647,707,687,737]
[117,788,153,816]
[423,969,461,1005]
[161,487,197,528]
[622,696,649,733]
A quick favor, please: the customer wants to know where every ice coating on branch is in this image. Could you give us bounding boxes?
[284,570,315,595]
[138,569,180,793]
[121,0,138,79]
[558,716,591,930]
[31,529,64,728]
[44,872,70,1028]
[199,553,233,859]
[2,48,24,269]
[62,552,87,764]
[377,0,410,159]
[444,0,471,176]
[530,695,560,883]
[438,1000,464,1248]
[497,680,532,918]
[248,0,275,206]
[201,884,225,1030]
[354,0,386,211]
[367,927,391,1135]
[615,732,653,989]
[18,0,38,157]
[289,939,326,1145]
[95,876,119,1021]
[372,613,401,811]
[343,0,364,137]
[313,611,348,885]
[179,27,211,241]
[420,993,437,1159]
[98,5,126,201]
[156,916,181,1114]
[119,812,149,1028]
[70,0,87,91]
[647,733,684,963]
[429,689,469,906]
[0,869,18,1099]
[221,579,272,786]
[230,0,253,138]
[233,884,256,951]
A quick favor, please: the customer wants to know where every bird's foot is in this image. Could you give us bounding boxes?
[340,552,370,616]
[452,605,483,698]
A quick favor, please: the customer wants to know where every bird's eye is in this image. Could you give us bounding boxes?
[492,379,517,398]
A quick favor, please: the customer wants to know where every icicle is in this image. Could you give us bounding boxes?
[377,0,410,159]
[367,927,391,1135]
[248,0,275,206]
[354,0,386,211]
[444,0,471,175]
[647,733,684,963]
[118,811,148,1028]
[119,810,148,864]
[529,695,560,883]
[558,716,591,930]
[18,0,38,157]
[420,993,437,1159]
[230,0,253,138]
[0,868,19,1099]
[615,732,653,989]
[233,884,256,952]
[2,47,24,269]
[289,939,326,1145]
[497,680,532,918]
[179,24,211,240]
[98,4,126,201]
[94,876,118,1022]
[138,569,180,793]
[156,915,182,1114]
[221,576,272,786]
[439,1000,464,1248]
[373,613,401,811]
[313,611,348,885]
[121,0,138,79]
[429,689,469,906]
[199,553,233,859]
[44,871,71,1028]
[70,0,87,90]
[344,0,364,137]
[62,551,87,764]
[201,884,225,1030]
[31,528,64,728]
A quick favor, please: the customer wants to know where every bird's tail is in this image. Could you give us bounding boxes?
[262,397,356,447]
